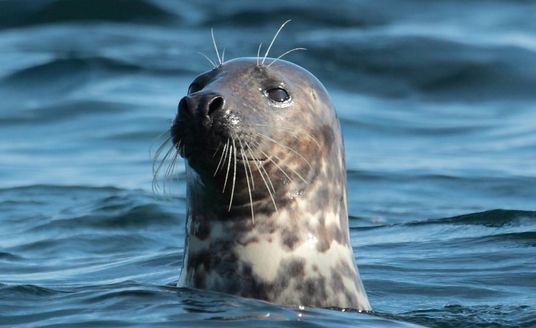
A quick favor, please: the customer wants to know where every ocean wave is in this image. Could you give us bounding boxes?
[347,171,536,191]
[0,283,62,296]
[353,209,536,231]
[199,5,384,29]
[0,100,128,125]
[0,0,175,29]
[4,234,158,259]
[0,282,422,328]
[0,184,121,191]
[0,185,182,230]
[429,209,536,227]
[23,197,179,232]
[304,35,536,101]
[0,1,534,326]
[0,54,190,101]
[341,117,488,136]
[0,252,23,261]
[393,304,536,328]
[3,56,144,83]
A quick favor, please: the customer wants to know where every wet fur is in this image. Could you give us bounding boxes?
[153,24,371,311]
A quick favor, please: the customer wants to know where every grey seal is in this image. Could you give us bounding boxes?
[169,55,371,311]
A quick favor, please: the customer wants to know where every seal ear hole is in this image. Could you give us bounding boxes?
[266,87,290,102]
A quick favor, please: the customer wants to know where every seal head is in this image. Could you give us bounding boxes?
[171,57,371,311]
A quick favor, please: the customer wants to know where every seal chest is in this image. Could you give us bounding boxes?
[171,57,371,311]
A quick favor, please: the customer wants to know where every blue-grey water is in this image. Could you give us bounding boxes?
[1,1,535,327]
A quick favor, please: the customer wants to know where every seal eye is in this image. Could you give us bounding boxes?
[266,88,290,102]
[188,83,203,94]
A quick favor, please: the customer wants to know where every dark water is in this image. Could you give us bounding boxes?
[1,0,535,327]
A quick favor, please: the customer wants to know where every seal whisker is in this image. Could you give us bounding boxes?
[164,151,180,193]
[255,132,313,171]
[151,132,171,162]
[272,151,308,184]
[262,19,291,65]
[154,152,173,193]
[169,150,180,178]
[243,143,255,190]
[211,28,222,66]
[152,142,176,193]
[164,145,179,184]
[256,158,276,195]
[256,42,263,66]
[247,123,321,149]
[197,51,217,68]
[228,138,238,211]
[223,138,233,192]
[246,142,278,211]
[248,139,296,184]
[256,147,295,184]
[151,134,172,175]
[244,140,257,190]
[212,141,222,158]
[238,138,254,191]
[238,139,255,224]
[267,47,307,68]
[221,48,226,65]
[213,139,229,176]
[251,138,308,184]
[151,128,172,148]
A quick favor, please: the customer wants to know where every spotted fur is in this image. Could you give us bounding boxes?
[172,58,371,311]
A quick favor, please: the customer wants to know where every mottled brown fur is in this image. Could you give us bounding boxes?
[172,58,371,311]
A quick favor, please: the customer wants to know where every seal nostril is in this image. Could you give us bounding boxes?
[178,97,188,115]
[208,96,224,116]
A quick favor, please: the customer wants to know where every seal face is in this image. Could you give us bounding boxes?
[171,57,371,311]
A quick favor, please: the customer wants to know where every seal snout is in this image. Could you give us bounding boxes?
[172,92,228,159]
[178,93,225,124]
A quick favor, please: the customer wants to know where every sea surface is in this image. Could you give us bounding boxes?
[1,1,535,327]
